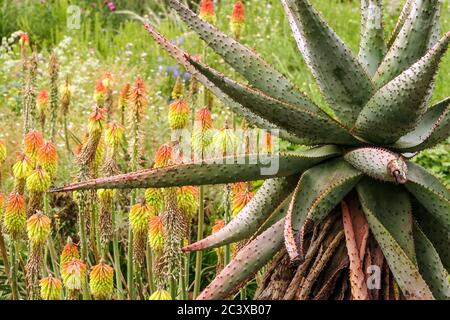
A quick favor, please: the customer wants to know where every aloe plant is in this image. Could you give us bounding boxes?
[52,0,450,300]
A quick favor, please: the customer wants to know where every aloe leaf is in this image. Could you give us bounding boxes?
[354,33,450,144]
[143,22,304,145]
[344,147,407,184]
[188,58,361,146]
[197,218,285,300]
[413,199,450,272]
[183,176,298,251]
[392,97,450,152]
[413,221,450,300]
[406,161,450,232]
[359,0,386,76]
[284,158,363,261]
[357,179,434,300]
[51,146,341,193]
[374,0,441,87]
[281,0,374,126]
[167,0,321,113]
[386,0,413,48]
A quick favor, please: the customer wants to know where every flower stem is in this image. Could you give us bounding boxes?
[112,205,124,299]
[193,185,204,299]
[145,244,155,295]
[9,240,19,300]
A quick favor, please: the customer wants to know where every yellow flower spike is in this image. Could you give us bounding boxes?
[61,259,87,291]
[24,130,44,158]
[171,76,184,100]
[60,80,72,115]
[26,211,51,246]
[129,202,153,234]
[199,0,216,25]
[3,192,26,239]
[88,107,106,136]
[60,237,80,268]
[89,260,114,300]
[149,289,172,300]
[212,126,237,157]
[12,152,32,180]
[0,192,4,211]
[168,99,190,130]
[101,72,114,90]
[105,122,124,149]
[118,83,130,110]
[148,215,164,252]
[176,186,198,218]
[26,165,51,194]
[39,275,62,300]
[144,188,163,213]
[0,139,7,163]
[37,141,58,178]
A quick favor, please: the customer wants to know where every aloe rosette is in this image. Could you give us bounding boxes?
[52,0,450,300]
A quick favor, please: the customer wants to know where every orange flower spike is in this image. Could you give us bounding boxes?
[199,0,216,24]
[129,77,148,116]
[101,72,114,90]
[94,79,107,106]
[230,1,245,38]
[154,144,174,168]
[24,130,44,158]
[148,215,164,252]
[26,211,51,246]
[60,237,80,267]
[212,219,225,234]
[19,32,29,47]
[26,165,51,194]
[195,107,213,131]
[37,141,58,178]
[232,190,254,217]
[3,192,26,239]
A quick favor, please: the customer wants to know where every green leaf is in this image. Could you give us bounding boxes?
[143,22,304,144]
[344,147,407,184]
[357,179,434,300]
[386,0,413,49]
[183,176,298,251]
[413,222,450,300]
[413,199,450,272]
[359,0,386,76]
[406,161,450,232]
[188,59,361,146]
[392,97,450,152]
[51,146,341,192]
[374,0,441,88]
[281,0,374,126]
[354,33,450,144]
[285,158,362,261]
[197,218,285,300]
[167,0,321,114]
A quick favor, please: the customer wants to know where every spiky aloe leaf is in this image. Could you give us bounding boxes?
[413,199,450,272]
[197,218,285,300]
[285,158,362,261]
[386,0,413,48]
[281,0,374,126]
[344,147,408,184]
[183,176,297,251]
[354,33,450,144]
[359,0,386,76]
[413,221,450,300]
[51,145,341,192]
[144,22,303,145]
[392,97,450,152]
[374,0,441,87]
[357,179,433,300]
[406,162,450,232]
[188,59,361,146]
[167,0,321,114]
